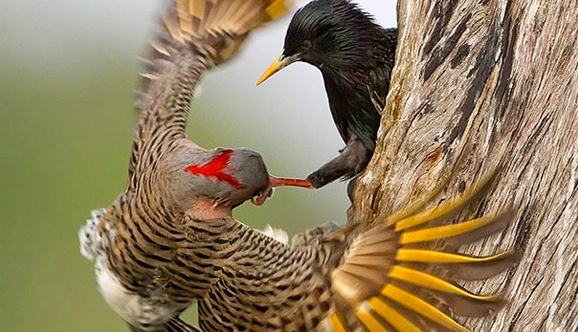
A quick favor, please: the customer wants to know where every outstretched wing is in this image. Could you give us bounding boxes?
[128,0,292,190]
[327,174,518,332]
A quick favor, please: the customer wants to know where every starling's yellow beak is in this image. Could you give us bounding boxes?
[256,54,297,85]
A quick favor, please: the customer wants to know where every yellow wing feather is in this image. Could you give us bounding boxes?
[329,172,517,332]
[161,0,293,64]
[380,285,471,332]
[387,266,499,301]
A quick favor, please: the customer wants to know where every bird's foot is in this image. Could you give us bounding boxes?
[305,171,327,189]
[251,175,314,206]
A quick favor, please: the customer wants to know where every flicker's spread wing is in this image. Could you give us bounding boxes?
[128,0,293,189]
[191,174,516,332]
[162,0,291,65]
[326,174,518,332]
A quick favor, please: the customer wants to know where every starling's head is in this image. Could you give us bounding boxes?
[170,146,270,217]
[257,0,379,84]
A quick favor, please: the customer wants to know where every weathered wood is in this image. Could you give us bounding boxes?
[349,0,578,331]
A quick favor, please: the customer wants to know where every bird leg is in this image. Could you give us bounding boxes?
[252,175,313,206]
[307,135,372,188]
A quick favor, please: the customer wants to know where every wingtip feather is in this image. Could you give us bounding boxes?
[381,285,472,332]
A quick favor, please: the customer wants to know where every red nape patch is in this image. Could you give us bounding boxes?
[185,150,246,189]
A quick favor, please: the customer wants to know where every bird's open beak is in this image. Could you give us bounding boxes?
[256,54,298,85]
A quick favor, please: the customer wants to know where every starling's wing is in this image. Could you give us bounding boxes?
[367,63,391,115]
[368,28,397,115]
[326,174,518,332]
[128,0,292,189]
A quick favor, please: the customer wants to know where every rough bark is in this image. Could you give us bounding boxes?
[348,1,578,331]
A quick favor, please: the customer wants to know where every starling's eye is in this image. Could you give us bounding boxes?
[302,40,312,51]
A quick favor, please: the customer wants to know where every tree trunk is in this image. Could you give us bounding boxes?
[348,1,578,331]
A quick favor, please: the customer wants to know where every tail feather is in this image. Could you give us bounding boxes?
[328,172,518,332]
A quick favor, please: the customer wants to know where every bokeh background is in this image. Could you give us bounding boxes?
[0,1,395,331]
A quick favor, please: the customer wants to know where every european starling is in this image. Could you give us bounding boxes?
[257,0,397,188]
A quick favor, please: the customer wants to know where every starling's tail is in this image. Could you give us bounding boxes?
[159,0,292,65]
[328,172,518,332]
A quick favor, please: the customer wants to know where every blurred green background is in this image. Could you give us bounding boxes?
[0,1,394,331]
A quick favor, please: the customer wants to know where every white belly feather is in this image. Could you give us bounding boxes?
[79,209,176,329]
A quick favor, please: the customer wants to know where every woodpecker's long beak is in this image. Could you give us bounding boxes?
[256,54,299,85]
[251,175,313,206]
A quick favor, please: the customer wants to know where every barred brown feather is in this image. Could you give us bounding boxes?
[80,0,292,331]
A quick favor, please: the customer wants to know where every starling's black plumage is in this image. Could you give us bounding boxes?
[258,0,397,188]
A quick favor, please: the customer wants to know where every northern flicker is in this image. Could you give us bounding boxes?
[257,0,397,189]
[80,1,518,331]
[79,0,297,331]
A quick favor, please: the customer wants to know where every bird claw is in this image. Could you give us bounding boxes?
[251,187,275,206]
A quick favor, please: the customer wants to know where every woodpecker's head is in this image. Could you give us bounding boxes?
[257,0,379,84]
[169,146,270,217]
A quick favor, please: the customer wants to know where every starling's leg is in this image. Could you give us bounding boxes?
[307,135,372,188]
[252,175,314,206]
[346,176,359,202]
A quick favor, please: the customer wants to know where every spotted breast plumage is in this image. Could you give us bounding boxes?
[80,1,517,332]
